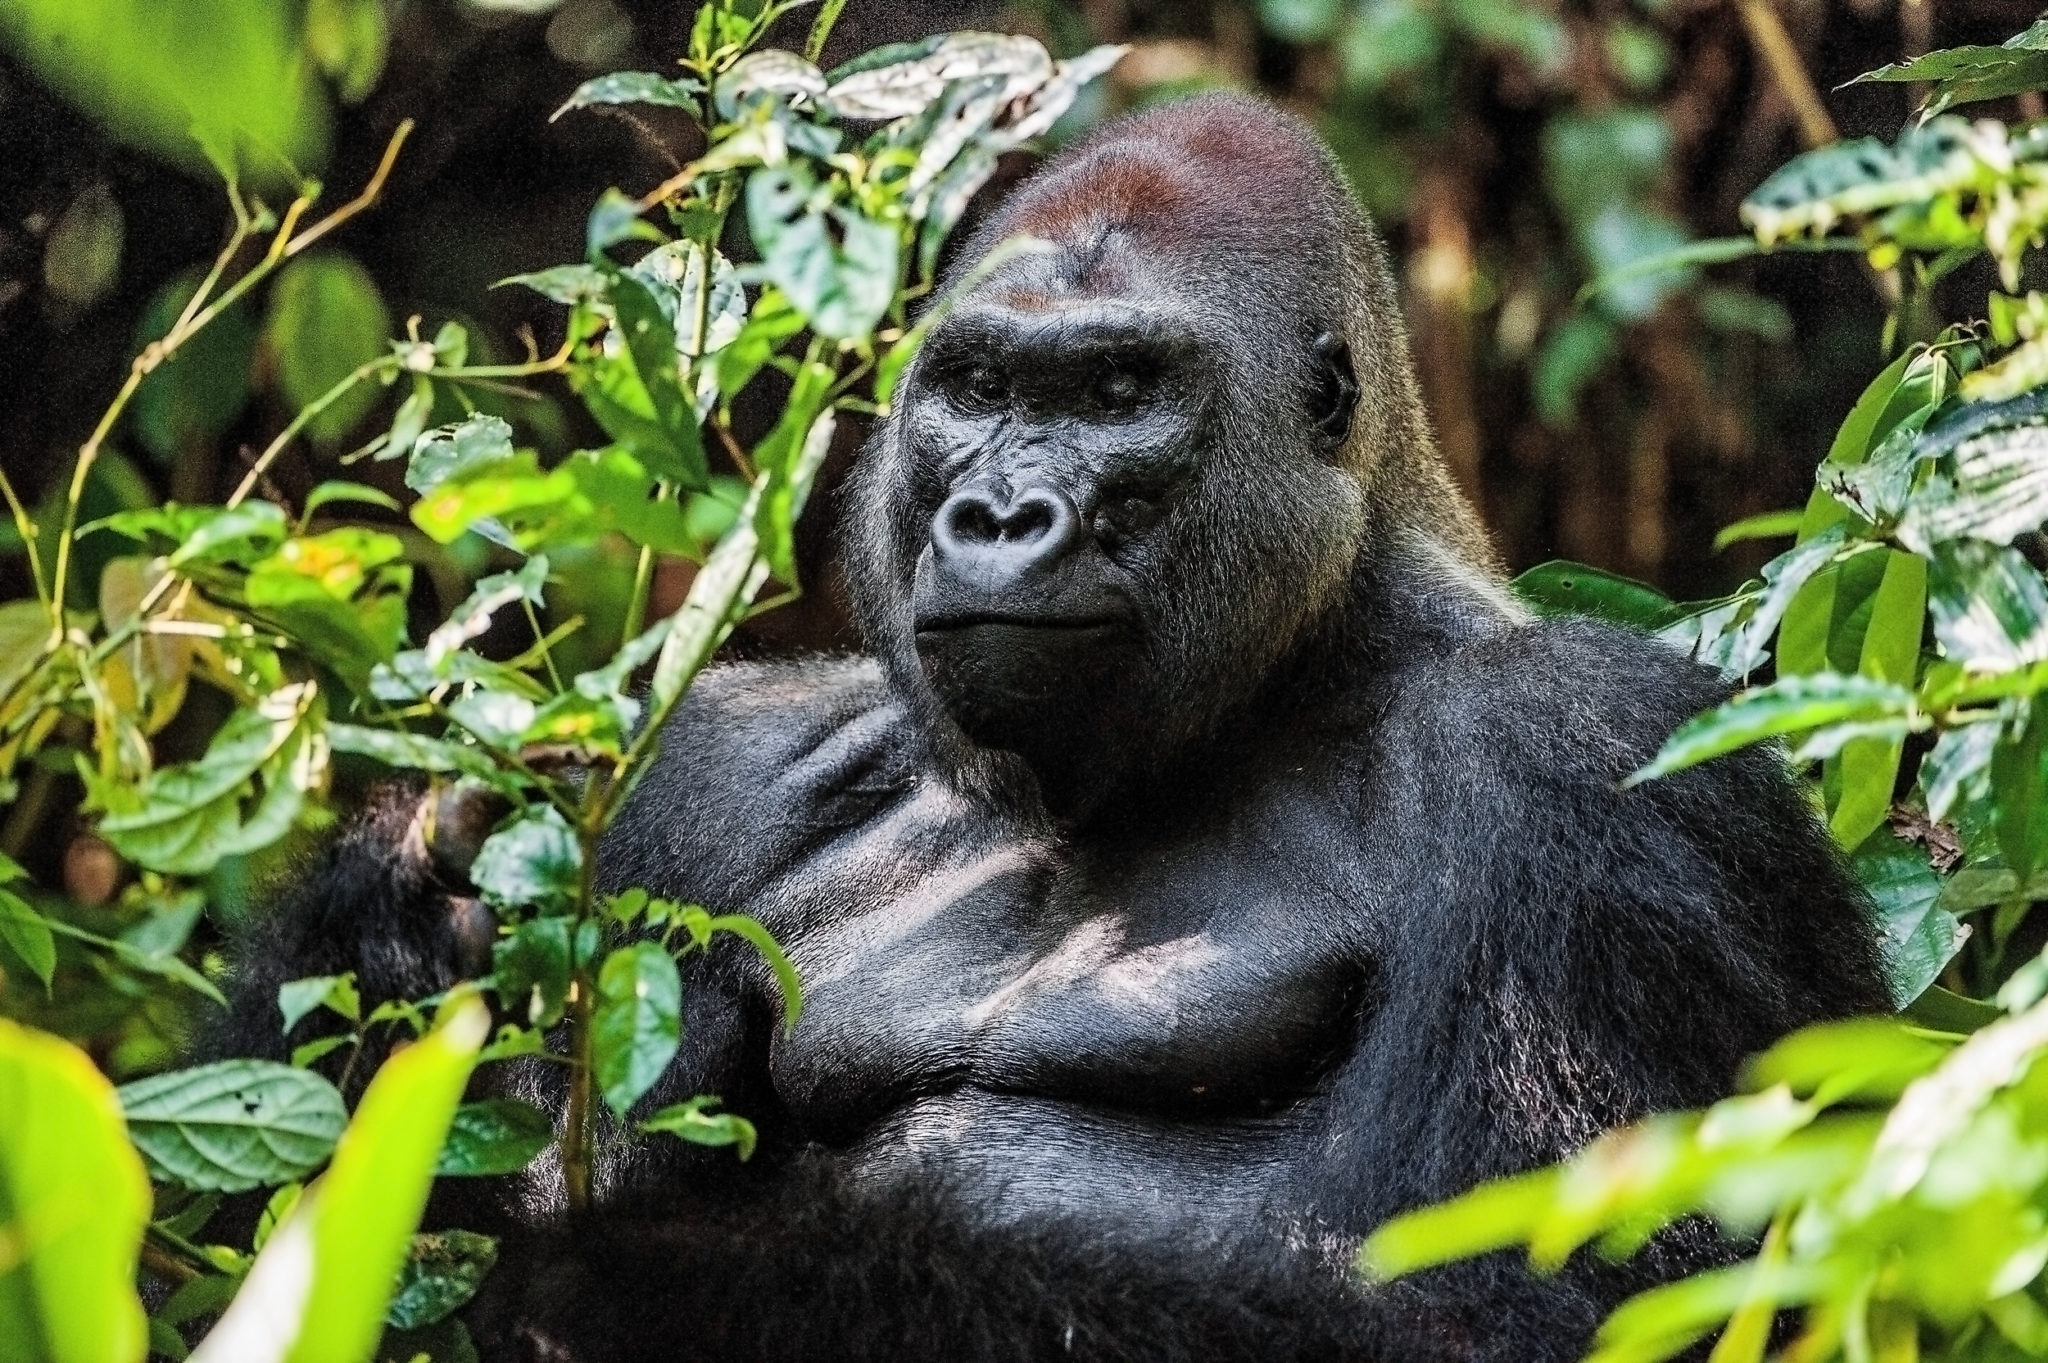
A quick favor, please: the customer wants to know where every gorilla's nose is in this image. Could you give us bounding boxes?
[930,486,1082,585]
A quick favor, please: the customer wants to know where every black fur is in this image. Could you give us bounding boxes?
[212,95,1889,1361]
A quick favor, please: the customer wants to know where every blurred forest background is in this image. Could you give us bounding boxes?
[2,0,2042,646]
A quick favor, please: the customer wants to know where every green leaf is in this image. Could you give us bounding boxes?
[191,994,488,1363]
[594,268,709,488]
[410,450,577,548]
[491,918,574,1029]
[1511,561,1683,630]
[1851,20,2048,118]
[552,71,703,121]
[1530,314,1616,427]
[385,1230,497,1331]
[1624,673,1918,787]
[586,188,663,259]
[277,974,360,1033]
[1928,540,2048,669]
[703,912,804,1033]
[301,480,400,518]
[751,361,837,584]
[1829,551,1927,849]
[747,165,902,341]
[325,725,498,780]
[639,1095,757,1160]
[1740,117,2044,248]
[0,1019,150,1363]
[1361,1167,1561,1278]
[1712,511,1804,552]
[406,414,516,497]
[116,1060,346,1192]
[1992,702,2048,881]
[593,942,682,1120]
[434,1098,552,1177]
[470,807,581,915]
[265,252,391,447]
[1852,835,1966,1008]
[0,892,56,992]
[95,682,325,876]
[1897,409,2048,554]
[0,0,327,182]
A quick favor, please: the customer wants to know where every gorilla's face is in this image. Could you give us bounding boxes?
[844,100,1379,817]
[898,299,1209,792]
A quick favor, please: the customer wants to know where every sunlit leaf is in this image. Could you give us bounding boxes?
[0,1019,150,1363]
[1625,673,1917,787]
[117,1060,346,1192]
[94,682,327,876]
[593,942,682,1120]
[189,993,488,1363]
[639,1095,757,1160]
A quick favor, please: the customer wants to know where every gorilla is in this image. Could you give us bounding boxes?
[219,94,1889,1361]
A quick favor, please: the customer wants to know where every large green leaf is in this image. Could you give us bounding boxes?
[1741,118,2042,247]
[593,942,682,1120]
[1511,561,1683,630]
[117,1060,346,1192]
[1625,673,1918,787]
[0,1020,150,1363]
[1928,541,2048,670]
[747,165,901,341]
[1852,835,1966,1008]
[0,0,328,181]
[1829,550,1927,850]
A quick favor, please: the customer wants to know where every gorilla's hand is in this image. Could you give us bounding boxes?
[412,782,510,981]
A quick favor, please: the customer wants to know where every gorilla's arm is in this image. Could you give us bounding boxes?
[1311,618,1891,1357]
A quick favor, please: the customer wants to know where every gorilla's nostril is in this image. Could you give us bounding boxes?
[947,497,1005,545]
[1003,499,1055,543]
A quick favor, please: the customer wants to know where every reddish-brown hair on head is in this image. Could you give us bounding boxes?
[972,93,1355,284]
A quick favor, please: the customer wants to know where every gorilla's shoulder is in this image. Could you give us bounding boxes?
[603,655,924,899]
[1373,614,1737,795]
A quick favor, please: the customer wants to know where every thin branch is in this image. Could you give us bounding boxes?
[1734,0,1838,150]
[284,119,416,260]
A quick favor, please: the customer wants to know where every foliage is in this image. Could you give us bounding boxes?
[0,4,1119,1360]
[1380,22,2048,1360]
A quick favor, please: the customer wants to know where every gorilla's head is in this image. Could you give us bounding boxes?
[844,94,1489,817]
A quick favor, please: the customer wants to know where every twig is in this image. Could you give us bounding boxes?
[1734,0,1837,150]
[283,120,415,260]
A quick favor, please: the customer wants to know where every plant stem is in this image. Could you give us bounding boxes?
[1734,0,1837,150]
[560,823,603,1212]
[805,0,852,63]
[225,357,396,509]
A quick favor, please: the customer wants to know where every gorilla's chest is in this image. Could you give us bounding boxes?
[753,763,1380,1143]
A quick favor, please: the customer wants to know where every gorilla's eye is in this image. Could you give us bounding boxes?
[954,364,1008,408]
[1096,371,1142,411]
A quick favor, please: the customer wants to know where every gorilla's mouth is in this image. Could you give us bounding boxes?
[914,613,1127,635]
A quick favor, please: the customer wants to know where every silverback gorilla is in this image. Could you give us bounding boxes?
[220,94,1890,1361]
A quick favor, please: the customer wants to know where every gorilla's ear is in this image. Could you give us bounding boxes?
[1309,331,1359,451]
